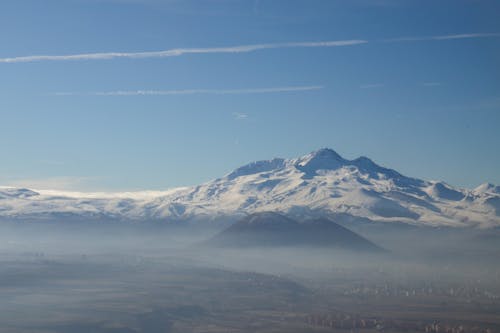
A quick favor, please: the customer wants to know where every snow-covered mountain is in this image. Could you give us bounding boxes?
[1,148,499,228]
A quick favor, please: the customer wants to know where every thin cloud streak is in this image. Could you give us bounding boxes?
[0,40,366,63]
[51,86,324,96]
[421,82,442,87]
[2,33,497,64]
[233,112,249,120]
[384,32,500,42]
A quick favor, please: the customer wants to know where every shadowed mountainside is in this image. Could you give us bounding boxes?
[207,212,383,252]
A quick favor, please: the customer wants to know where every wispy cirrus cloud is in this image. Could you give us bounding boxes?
[1,32,497,64]
[421,82,442,87]
[0,40,366,63]
[50,86,324,96]
[233,112,249,120]
[384,32,500,43]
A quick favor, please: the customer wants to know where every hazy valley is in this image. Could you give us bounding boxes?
[1,149,500,332]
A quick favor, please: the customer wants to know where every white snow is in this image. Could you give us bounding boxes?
[0,148,499,228]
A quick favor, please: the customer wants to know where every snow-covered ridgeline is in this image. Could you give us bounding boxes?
[0,148,499,228]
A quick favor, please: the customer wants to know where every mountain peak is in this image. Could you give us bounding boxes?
[475,183,500,194]
[225,148,347,181]
[295,148,346,175]
[0,187,39,199]
[352,155,376,165]
[310,148,343,160]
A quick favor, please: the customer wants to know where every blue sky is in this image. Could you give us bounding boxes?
[0,0,499,191]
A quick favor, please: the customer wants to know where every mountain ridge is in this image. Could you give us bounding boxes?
[1,148,499,228]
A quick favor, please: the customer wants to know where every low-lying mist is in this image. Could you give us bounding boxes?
[1,219,499,333]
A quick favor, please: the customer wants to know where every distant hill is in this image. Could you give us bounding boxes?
[207,212,383,252]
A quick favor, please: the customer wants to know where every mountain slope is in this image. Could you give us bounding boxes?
[1,148,499,228]
[207,212,382,251]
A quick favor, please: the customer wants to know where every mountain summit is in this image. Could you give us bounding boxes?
[295,148,346,174]
[0,149,499,228]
